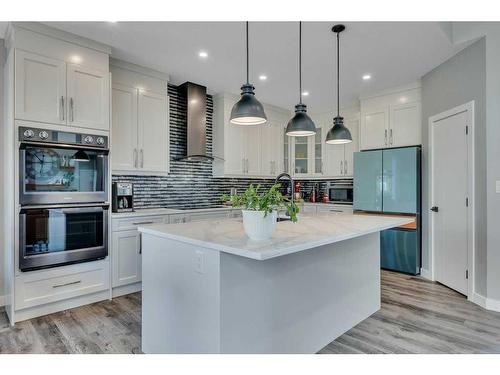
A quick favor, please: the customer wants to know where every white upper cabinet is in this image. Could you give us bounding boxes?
[110,63,170,174]
[212,93,287,178]
[261,121,284,177]
[66,64,109,131]
[322,113,359,178]
[138,90,169,173]
[14,32,110,132]
[112,84,138,171]
[360,84,421,151]
[15,50,67,125]
[360,108,389,150]
[389,101,421,147]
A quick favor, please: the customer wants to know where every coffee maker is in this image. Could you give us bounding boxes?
[112,182,134,212]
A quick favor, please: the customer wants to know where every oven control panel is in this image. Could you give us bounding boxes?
[19,127,108,149]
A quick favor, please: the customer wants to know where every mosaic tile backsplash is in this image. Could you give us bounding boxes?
[112,84,345,209]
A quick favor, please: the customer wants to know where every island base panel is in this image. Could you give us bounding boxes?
[142,232,380,354]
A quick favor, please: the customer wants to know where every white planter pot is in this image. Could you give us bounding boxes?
[241,210,277,241]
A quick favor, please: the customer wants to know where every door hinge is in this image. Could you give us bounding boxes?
[466,197,469,207]
[466,269,469,279]
[465,125,469,135]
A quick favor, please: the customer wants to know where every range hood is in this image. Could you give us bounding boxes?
[176,82,214,161]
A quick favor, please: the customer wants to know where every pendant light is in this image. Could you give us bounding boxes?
[230,22,267,125]
[285,22,316,137]
[326,24,352,144]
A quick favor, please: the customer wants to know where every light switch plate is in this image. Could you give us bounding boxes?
[496,181,500,194]
[195,250,204,274]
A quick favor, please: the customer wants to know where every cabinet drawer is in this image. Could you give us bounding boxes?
[15,260,109,310]
[189,210,231,222]
[112,215,166,231]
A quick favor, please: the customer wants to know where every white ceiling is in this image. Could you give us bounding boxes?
[5,22,467,112]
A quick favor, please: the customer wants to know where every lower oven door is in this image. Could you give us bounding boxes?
[19,205,108,271]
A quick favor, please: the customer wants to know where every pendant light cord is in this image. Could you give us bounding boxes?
[246,21,249,84]
[336,30,340,118]
[299,21,302,104]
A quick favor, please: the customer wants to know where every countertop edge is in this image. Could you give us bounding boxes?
[138,217,413,260]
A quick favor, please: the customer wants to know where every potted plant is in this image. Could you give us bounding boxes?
[222,184,299,241]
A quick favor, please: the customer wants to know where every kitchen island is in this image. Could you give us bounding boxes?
[139,213,412,354]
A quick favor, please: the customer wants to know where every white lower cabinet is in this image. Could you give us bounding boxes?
[112,230,142,287]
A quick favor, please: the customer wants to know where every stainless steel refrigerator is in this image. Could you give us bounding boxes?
[353,146,421,275]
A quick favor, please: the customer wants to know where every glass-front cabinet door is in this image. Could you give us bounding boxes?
[293,136,309,175]
[283,132,289,174]
[313,127,323,175]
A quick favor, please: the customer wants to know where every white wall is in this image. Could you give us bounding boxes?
[421,38,487,296]
[451,23,500,304]
[0,38,4,305]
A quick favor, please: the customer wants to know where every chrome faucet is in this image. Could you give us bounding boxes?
[275,173,294,204]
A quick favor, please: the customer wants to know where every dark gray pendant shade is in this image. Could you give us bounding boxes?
[286,22,316,137]
[326,116,352,144]
[230,83,267,125]
[326,24,352,144]
[286,103,316,136]
[230,22,267,126]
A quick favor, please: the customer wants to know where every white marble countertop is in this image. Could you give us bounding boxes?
[138,213,413,260]
[111,206,239,218]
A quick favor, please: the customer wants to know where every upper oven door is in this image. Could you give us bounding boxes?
[20,143,108,205]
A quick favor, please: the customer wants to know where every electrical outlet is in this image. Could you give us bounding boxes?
[195,250,204,274]
[496,181,500,194]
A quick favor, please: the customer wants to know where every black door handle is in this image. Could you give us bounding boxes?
[430,206,439,212]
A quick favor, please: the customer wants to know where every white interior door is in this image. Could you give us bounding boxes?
[431,108,469,295]
[15,50,67,124]
[111,84,138,171]
[67,64,110,130]
[138,90,168,173]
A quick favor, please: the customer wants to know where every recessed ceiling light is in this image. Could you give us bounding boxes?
[362,74,371,80]
[259,75,267,81]
[302,91,309,96]
[198,51,208,59]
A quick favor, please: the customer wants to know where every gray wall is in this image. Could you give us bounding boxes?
[0,39,4,301]
[451,23,500,302]
[421,38,487,295]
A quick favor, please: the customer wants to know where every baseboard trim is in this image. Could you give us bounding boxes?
[112,282,142,298]
[470,292,500,312]
[420,268,433,280]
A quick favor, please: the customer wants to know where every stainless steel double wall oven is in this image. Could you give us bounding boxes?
[18,127,109,271]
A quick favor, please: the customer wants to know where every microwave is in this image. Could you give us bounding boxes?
[326,180,353,205]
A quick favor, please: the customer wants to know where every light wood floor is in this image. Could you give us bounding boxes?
[1,271,500,354]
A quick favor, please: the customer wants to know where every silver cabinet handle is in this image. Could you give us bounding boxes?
[132,221,154,225]
[344,160,348,175]
[389,129,393,145]
[140,149,144,168]
[340,160,343,175]
[134,148,138,168]
[242,158,245,174]
[246,159,249,174]
[321,161,324,174]
[384,129,388,146]
[69,97,74,122]
[60,96,65,121]
[139,233,142,254]
[53,280,81,288]
[270,160,273,174]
